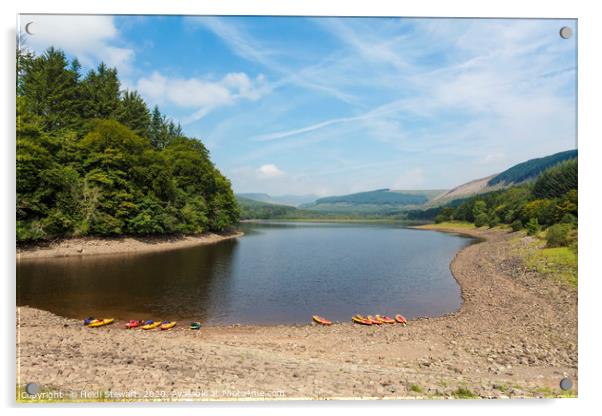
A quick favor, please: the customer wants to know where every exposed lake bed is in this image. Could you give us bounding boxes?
[16,224,577,400]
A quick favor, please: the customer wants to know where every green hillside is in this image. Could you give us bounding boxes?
[237,197,297,219]
[487,149,577,186]
[236,193,317,207]
[314,188,427,205]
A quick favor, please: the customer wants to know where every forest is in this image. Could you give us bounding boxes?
[435,159,578,248]
[16,47,239,242]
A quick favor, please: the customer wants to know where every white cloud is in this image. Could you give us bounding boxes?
[256,164,284,179]
[19,15,134,74]
[135,71,270,123]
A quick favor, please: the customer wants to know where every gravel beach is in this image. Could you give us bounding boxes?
[16,226,577,401]
[16,232,243,260]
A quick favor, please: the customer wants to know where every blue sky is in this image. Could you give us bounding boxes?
[20,15,577,196]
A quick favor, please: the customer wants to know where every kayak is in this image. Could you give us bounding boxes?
[160,321,177,330]
[395,314,408,325]
[88,318,114,328]
[83,317,98,326]
[352,315,372,325]
[377,315,396,324]
[125,320,144,329]
[367,315,382,325]
[142,321,161,330]
[190,322,201,330]
[312,315,332,325]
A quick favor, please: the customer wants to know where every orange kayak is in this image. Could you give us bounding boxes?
[395,314,408,325]
[377,315,396,324]
[352,315,373,325]
[312,315,332,325]
[367,315,382,325]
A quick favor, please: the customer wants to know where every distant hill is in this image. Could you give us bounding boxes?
[432,149,577,205]
[236,193,318,207]
[300,189,446,213]
[236,196,298,219]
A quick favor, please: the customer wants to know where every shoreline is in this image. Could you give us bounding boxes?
[16,231,244,261]
[17,225,577,400]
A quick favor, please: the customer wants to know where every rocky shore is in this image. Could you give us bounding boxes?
[16,231,243,260]
[16,226,577,401]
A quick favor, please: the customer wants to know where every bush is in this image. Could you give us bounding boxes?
[511,219,523,231]
[474,213,488,227]
[546,223,576,248]
[488,215,500,228]
[526,218,540,236]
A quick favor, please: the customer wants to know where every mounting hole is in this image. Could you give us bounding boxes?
[559,26,572,39]
[559,377,573,391]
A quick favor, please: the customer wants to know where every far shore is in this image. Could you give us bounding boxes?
[16,231,244,261]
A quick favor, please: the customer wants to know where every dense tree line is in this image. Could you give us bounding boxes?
[17,47,239,242]
[435,159,578,247]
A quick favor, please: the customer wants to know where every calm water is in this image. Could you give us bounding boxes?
[17,222,473,324]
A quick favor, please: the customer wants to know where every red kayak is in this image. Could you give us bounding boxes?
[395,314,408,325]
[125,320,144,329]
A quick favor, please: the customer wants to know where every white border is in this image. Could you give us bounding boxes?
[3,1,601,415]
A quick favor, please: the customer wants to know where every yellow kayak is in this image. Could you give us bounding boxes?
[142,321,161,330]
[352,315,372,325]
[88,318,114,328]
[160,321,177,330]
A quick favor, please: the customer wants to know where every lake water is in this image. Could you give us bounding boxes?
[17,222,474,324]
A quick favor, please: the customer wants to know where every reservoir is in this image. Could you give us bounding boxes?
[17,222,474,324]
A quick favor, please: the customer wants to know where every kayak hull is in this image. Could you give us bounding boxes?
[312,315,332,325]
[142,321,161,330]
[160,322,177,330]
[88,318,114,328]
[352,316,372,325]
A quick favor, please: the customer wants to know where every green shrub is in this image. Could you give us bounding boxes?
[511,219,523,231]
[488,215,500,228]
[474,213,488,227]
[526,218,540,236]
[546,224,576,248]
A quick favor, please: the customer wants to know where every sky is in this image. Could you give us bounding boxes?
[19,15,577,196]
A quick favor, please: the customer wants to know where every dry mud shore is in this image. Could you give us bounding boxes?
[16,232,243,260]
[17,226,577,401]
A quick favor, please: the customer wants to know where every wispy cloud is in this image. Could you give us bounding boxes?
[135,71,270,123]
[188,16,358,104]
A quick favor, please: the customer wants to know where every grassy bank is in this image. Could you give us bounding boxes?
[417,222,578,288]
[415,221,476,230]
[512,236,578,288]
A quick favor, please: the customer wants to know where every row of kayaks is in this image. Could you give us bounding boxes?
[312,314,408,326]
[352,314,407,326]
[83,317,190,331]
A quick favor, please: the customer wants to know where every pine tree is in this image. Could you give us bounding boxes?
[81,62,121,120]
[20,47,80,131]
[117,90,151,138]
